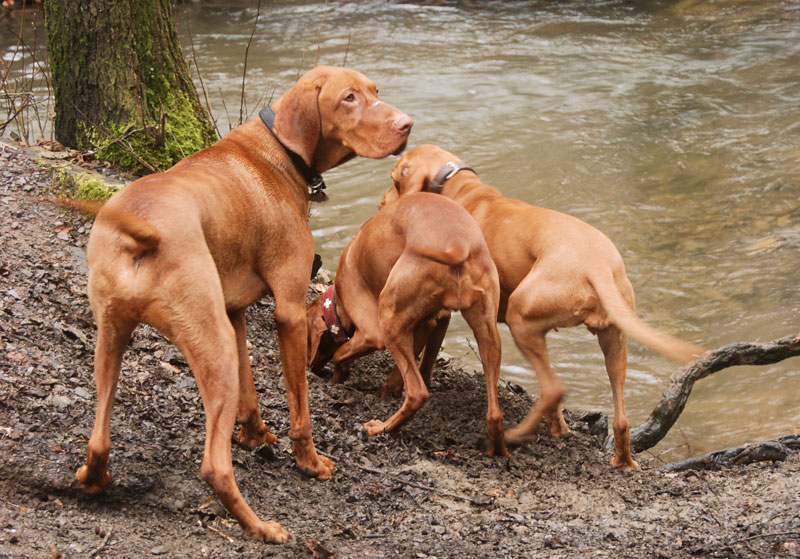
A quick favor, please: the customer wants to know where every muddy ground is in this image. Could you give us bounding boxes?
[1,146,798,558]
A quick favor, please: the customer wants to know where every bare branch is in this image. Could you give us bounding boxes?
[611,334,800,454]
[180,0,220,138]
[314,0,329,66]
[662,434,800,472]
[239,0,262,127]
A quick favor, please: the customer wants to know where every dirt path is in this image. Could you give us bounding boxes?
[1,147,798,558]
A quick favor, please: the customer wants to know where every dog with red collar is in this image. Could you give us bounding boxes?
[306,192,509,457]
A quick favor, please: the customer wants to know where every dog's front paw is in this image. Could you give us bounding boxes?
[297,452,335,480]
[362,419,389,436]
[75,464,110,494]
[243,520,291,544]
[547,414,571,437]
[236,423,278,449]
[610,456,639,470]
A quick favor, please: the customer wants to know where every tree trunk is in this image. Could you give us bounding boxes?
[43,0,216,173]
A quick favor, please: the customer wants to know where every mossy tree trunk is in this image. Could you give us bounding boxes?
[43,0,216,173]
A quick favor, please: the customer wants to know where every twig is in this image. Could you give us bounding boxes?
[342,29,351,67]
[239,0,262,127]
[737,531,800,543]
[314,0,329,66]
[89,529,113,558]
[0,496,22,509]
[218,87,233,133]
[464,337,481,362]
[246,84,274,122]
[180,0,220,138]
[306,538,336,558]
[1,94,33,129]
[207,524,235,543]
[68,100,160,173]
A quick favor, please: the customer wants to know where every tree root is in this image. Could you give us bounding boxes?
[608,333,800,454]
[662,434,800,472]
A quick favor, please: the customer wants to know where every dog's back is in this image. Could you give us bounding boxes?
[347,193,498,316]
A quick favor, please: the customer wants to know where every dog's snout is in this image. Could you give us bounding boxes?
[394,113,413,135]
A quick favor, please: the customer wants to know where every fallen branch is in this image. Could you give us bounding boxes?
[610,334,800,453]
[306,538,336,558]
[737,531,800,543]
[207,524,234,544]
[661,434,800,472]
[89,528,113,558]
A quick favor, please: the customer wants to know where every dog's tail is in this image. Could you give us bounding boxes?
[590,272,706,363]
[413,244,470,267]
[56,196,105,216]
[58,196,161,253]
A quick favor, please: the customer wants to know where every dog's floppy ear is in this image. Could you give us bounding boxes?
[391,160,430,196]
[306,300,329,367]
[272,78,325,167]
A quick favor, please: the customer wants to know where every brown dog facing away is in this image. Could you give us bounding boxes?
[306,192,510,458]
[74,66,412,543]
[381,144,707,469]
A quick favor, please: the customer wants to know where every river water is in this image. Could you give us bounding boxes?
[3,1,798,461]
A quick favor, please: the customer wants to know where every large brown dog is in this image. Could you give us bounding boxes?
[75,66,412,543]
[306,192,509,457]
[381,144,706,469]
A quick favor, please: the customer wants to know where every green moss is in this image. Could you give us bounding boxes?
[79,85,214,173]
[49,164,118,201]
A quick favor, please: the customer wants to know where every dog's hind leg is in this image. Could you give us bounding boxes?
[76,313,135,494]
[597,325,639,469]
[502,292,570,443]
[418,314,450,387]
[365,293,429,435]
[152,271,289,542]
[229,308,277,449]
[381,314,449,398]
[461,304,509,457]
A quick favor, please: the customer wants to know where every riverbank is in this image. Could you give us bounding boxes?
[1,145,798,558]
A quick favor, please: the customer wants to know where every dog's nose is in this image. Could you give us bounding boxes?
[394,113,413,135]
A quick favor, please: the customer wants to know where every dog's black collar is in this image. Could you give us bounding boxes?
[259,105,328,202]
[429,160,474,194]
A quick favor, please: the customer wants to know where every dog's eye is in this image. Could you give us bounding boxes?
[343,93,356,103]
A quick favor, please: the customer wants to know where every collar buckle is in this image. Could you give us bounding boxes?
[429,160,475,194]
[259,105,328,203]
[441,161,460,181]
[308,175,328,202]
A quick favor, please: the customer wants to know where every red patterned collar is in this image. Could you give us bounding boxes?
[320,284,352,344]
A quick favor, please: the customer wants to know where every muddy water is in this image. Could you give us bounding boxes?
[4,1,798,461]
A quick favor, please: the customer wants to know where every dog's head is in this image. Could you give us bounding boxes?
[272,65,413,173]
[380,144,459,208]
[306,295,338,373]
